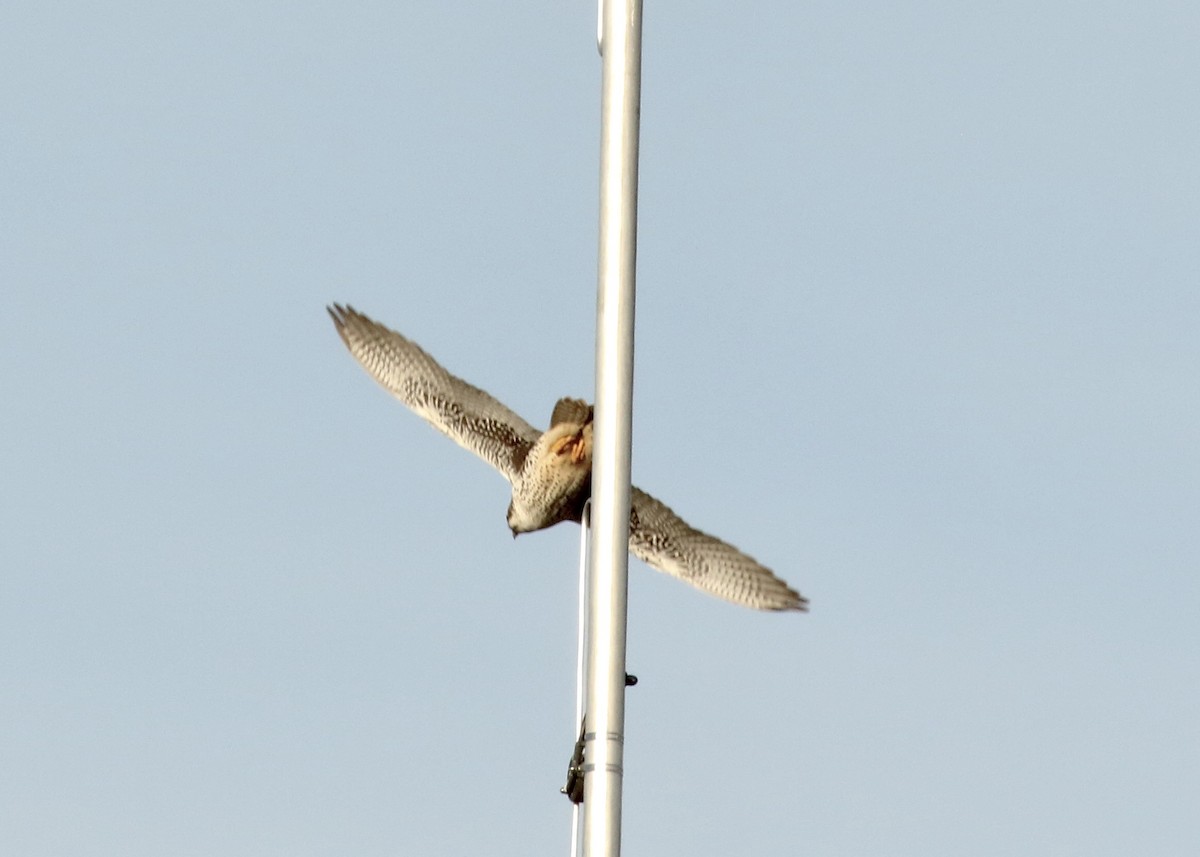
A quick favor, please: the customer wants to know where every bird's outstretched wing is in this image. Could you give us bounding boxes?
[328,304,540,482]
[628,488,808,612]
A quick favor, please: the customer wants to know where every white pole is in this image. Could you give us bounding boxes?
[584,0,642,853]
[569,503,590,857]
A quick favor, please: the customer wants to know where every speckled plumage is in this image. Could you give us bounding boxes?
[328,304,807,612]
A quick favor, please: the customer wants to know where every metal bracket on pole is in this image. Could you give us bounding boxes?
[582,0,642,854]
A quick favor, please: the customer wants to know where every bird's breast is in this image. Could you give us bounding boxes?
[508,422,594,533]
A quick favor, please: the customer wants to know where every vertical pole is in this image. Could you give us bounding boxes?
[569,503,590,857]
[585,0,642,854]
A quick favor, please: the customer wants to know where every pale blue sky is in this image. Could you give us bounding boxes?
[2,2,1197,855]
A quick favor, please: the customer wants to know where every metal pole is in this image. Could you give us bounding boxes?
[584,0,641,853]
[569,503,590,857]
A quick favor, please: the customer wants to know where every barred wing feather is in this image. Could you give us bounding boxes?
[628,488,807,612]
[328,304,539,483]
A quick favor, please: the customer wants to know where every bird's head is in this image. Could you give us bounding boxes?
[506,501,527,539]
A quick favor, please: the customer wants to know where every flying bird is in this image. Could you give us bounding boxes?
[328,304,807,612]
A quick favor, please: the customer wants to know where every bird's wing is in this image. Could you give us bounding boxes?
[628,488,808,612]
[328,304,540,482]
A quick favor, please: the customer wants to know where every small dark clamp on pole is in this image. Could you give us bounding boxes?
[562,674,637,804]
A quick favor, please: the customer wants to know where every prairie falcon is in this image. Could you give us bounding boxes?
[328,304,807,612]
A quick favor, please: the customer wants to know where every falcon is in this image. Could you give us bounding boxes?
[328,304,807,612]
